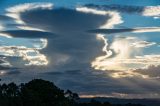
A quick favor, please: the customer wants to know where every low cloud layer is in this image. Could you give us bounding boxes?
[88,27,160,34]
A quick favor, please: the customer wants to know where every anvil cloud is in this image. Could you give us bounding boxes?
[0,1,160,98]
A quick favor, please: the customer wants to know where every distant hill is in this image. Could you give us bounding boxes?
[79,97,160,106]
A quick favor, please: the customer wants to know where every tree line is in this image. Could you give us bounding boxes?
[0,79,145,106]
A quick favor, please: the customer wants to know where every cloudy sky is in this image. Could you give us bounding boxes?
[0,0,160,98]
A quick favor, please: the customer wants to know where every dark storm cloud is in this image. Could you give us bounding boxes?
[88,28,139,34]
[0,15,13,21]
[0,64,18,70]
[41,69,125,93]
[44,71,63,75]
[43,70,82,75]
[5,70,21,75]
[0,58,21,76]
[88,28,135,34]
[2,3,160,98]
[88,27,160,34]
[19,8,110,33]
[13,8,110,69]
[0,59,5,64]
[40,69,160,96]
[1,30,56,39]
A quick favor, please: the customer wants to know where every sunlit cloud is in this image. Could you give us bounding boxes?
[0,45,48,66]
[142,5,160,17]
[80,92,160,99]
[131,41,156,48]
[6,2,53,31]
[80,4,160,79]
[79,94,114,98]
[0,33,13,38]
[32,39,48,49]
[85,4,160,18]
[77,6,160,79]
[91,35,160,78]
[0,71,7,76]
[76,6,123,28]
[0,2,160,99]
[0,23,4,30]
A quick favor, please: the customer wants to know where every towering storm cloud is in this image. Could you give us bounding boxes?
[0,1,160,98]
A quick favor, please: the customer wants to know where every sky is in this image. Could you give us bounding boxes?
[0,0,160,99]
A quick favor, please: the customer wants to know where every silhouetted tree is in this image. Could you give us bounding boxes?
[20,79,70,106]
[0,79,146,106]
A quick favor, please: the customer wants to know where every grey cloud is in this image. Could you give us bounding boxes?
[88,28,137,34]
[0,15,13,21]
[134,65,160,78]
[15,8,110,69]
[2,4,160,98]
[0,57,19,71]
[88,27,160,34]
[40,69,160,96]
[43,70,82,75]
[0,65,12,70]
[0,58,21,76]
[20,8,110,33]
[5,70,21,75]
[1,30,56,39]
[43,71,63,75]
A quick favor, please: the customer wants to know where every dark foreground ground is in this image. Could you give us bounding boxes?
[80,97,160,106]
[0,79,159,106]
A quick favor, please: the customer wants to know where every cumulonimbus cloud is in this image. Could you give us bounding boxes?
[2,3,160,78]
[5,3,123,71]
[0,2,160,98]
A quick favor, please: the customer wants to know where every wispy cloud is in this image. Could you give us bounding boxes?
[85,4,160,18]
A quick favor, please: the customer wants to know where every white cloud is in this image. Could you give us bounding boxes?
[0,33,13,38]
[6,2,53,13]
[142,5,160,17]
[76,7,129,72]
[131,41,156,48]
[76,7,160,76]
[6,2,53,31]
[0,71,7,76]
[154,16,160,19]
[76,7,107,15]
[92,36,160,78]
[0,23,4,31]
[0,46,48,66]
[132,27,160,33]
[85,4,160,18]
[32,38,48,49]
[3,3,160,79]
[76,6,123,28]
